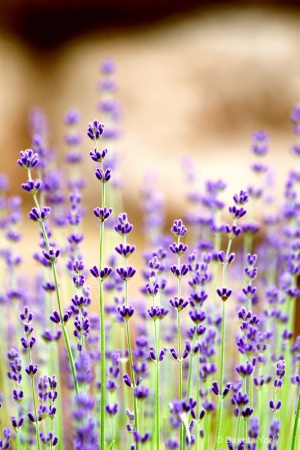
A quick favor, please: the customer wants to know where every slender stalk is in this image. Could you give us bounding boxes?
[186,331,197,401]
[15,430,20,450]
[53,341,63,449]
[29,352,41,450]
[99,278,106,449]
[177,309,184,450]
[51,260,79,394]
[28,168,79,394]
[234,413,241,448]
[94,152,107,450]
[99,207,106,449]
[31,377,41,450]
[290,390,300,450]
[214,301,226,450]
[154,319,160,450]
[125,320,139,450]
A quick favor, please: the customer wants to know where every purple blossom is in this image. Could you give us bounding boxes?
[87,120,104,140]
[216,287,232,302]
[116,266,136,281]
[171,219,187,237]
[95,167,112,183]
[17,149,39,169]
[169,297,188,311]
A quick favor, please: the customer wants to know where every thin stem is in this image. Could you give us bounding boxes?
[290,389,300,450]
[186,331,197,401]
[154,319,160,450]
[98,174,107,450]
[99,277,106,450]
[125,320,139,450]
[52,262,79,395]
[214,301,226,450]
[16,430,20,450]
[28,174,79,394]
[235,413,241,449]
[30,376,41,450]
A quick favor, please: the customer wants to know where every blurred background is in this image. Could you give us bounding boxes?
[0,0,299,207]
[0,1,299,329]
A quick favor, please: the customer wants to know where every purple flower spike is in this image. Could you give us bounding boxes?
[20,306,33,323]
[115,243,136,258]
[72,274,85,289]
[42,247,60,263]
[169,297,188,311]
[241,407,253,418]
[17,149,39,170]
[114,213,133,235]
[170,264,189,278]
[106,403,118,416]
[11,416,24,430]
[118,305,135,320]
[171,219,187,237]
[216,287,232,302]
[275,359,285,379]
[87,120,104,140]
[269,400,282,412]
[242,285,257,298]
[29,206,51,222]
[145,282,159,296]
[189,310,206,324]
[89,147,108,163]
[226,225,243,238]
[25,363,38,377]
[169,242,188,256]
[116,266,136,281]
[21,179,42,194]
[134,386,149,399]
[233,190,249,205]
[95,167,112,183]
[90,265,112,282]
[147,306,169,321]
[228,205,247,219]
[236,361,254,378]
[244,267,258,280]
[93,206,113,222]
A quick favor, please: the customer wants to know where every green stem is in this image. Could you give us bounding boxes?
[186,331,197,401]
[125,320,139,450]
[16,430,20,450]
[235,414,241,449]
[177,309,184,450]
[31,376,41,450]
[98,176,106,450]
[52,262,79,395]
[214,301,226,450]
[29,175,79,395]
[99,278,106,449]
[154,320,160,450]
[54,342,63,448]
[290,389,300,450]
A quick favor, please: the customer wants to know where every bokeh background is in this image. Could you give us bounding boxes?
[0,0,299,329]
